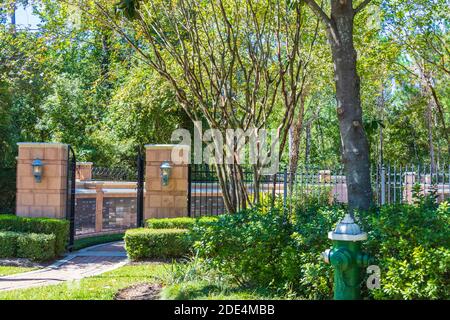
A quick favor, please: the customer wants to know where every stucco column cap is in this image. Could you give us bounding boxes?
[17,142,68,148]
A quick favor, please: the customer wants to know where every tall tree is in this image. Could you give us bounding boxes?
[87,0,317,213]
[303,0,373,213]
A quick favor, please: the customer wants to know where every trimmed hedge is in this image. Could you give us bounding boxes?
[0,231,20,258]
[0,214,69,255]
[0,231,56,261]
[125,228,192,260]
[146,216,218,229]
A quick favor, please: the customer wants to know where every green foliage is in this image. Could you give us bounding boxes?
[146,216,218,229]
[124,228,192,260]
[0,231,56,261]
[289,185,336,213]
[17,233,56,262]
[0,231,20,258]
[411,183,439,209]
[191,200,449,299]
[193,208,295,289]
[161,254,282,300]
[0,168,16,214]
[0,214,69,255]
[364,202,450,299]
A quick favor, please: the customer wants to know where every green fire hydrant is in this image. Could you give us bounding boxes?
[321,214,373,300]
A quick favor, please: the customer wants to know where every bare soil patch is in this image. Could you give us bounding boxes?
[115,283,163,300]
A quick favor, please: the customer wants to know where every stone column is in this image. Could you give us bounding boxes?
[318,170,331,183]
[16,142,68,219]
[76,162,93,181]
[145,144,189,219]
[403,172,416,204]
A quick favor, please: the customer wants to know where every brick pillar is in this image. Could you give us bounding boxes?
[404,172,416,204]
[318,170,331,183]
[76,162,92,181]
[145,144,189,219]
[16,142,68,219]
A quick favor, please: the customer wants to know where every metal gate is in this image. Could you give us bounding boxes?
[66,147,144,250]
[66,146,76,250]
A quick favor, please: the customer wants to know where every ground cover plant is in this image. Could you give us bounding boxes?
[73,233,124,251]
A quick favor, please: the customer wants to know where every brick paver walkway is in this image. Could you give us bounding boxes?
[0,241,128,292]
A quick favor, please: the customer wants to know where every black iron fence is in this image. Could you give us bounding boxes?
[188,164,288,217]
[92,167,137,181]
[188,163,450,217]
[0,167,16,214]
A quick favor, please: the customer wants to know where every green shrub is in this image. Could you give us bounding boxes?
[191,200,450,299]
[146,216,218,229]
[0,231,20,258]
[125,228,192,260]
[0,231,56,261]
[0,215,69,255]
[17,233,56,261]
[363,202,450,299]
[193,208,297,289]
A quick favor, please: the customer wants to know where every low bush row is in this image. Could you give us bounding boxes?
[146,216,217,229]
[0,214,69,255]
[124,228,192,260]
[124,216,217,260]
[0,231,56,261]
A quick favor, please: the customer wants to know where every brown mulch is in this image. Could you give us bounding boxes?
[114,283,163,300]
[0,258,49,268]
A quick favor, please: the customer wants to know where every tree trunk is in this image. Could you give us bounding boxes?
[426,98,436,174]
[426,78,450,159]
[304,122,311,166]
[377,86,385,166]
[328,0,372,212]
[10,1,16,34]
[289,93,306,175]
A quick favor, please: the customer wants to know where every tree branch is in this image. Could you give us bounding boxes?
[354,0,372,15]
[303,0,331,26]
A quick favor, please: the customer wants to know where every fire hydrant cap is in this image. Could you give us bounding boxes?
[328,214,367,241]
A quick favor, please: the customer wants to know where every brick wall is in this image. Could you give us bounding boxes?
[16,143,68,219]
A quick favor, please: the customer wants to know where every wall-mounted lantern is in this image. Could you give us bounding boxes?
[160,161,172,186]
[32,159,43,183]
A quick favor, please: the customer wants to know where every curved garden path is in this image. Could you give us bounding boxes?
[0,241,127,292]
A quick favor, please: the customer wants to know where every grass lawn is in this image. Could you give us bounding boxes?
[0,263,169,300]
[0,262,277,300]
[73,233,124,251]
[0,266,36,277]
[161,281,286,300]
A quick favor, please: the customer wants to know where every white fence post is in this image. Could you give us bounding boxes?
[380,166,386,205]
